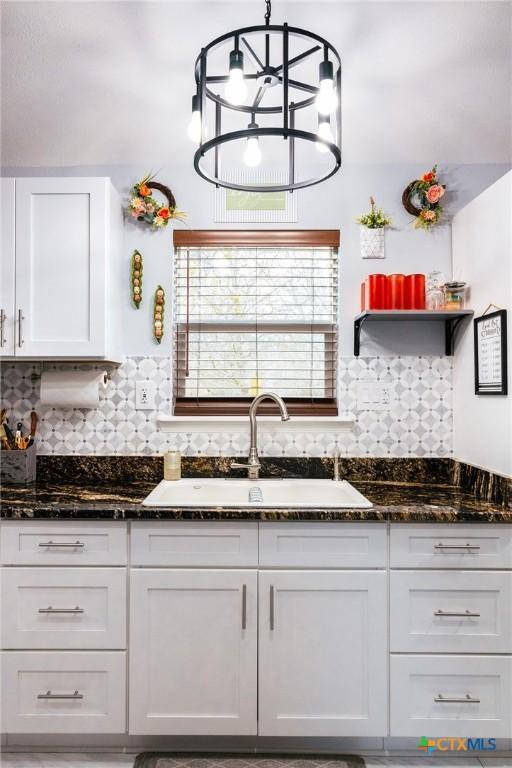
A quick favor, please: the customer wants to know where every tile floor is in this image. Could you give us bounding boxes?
[1,756,511,768]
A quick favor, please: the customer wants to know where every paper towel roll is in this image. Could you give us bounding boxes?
[40,370,108,409]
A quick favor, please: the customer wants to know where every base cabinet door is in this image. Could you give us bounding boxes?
[258,570,388,737]
[129,569,257,736]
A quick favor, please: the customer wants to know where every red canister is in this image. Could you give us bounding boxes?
[387,274,406,309]
[360,282,366,311]
[404,273,426,309]
[365,274,388,309]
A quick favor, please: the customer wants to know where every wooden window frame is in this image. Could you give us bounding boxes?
[173,231,340,417]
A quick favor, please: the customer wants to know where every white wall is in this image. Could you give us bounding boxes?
[3,162,508,357]
[452,170,512,477]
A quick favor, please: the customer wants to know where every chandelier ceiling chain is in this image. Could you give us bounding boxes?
[188,0,341,193]
[264,0,271,26]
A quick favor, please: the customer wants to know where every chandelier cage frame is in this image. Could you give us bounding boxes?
[191,8,342,194]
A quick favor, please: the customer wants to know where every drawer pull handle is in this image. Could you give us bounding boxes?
[434,543,480,551]
[270,584,275,631]
[38,540,85,549]
[435,693,480,704]
[434,609,481,618]
[241,584,247,630]
[38,606,84,614]
[37,690,83,701]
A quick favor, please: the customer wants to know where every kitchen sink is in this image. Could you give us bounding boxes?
[142,478,372,508]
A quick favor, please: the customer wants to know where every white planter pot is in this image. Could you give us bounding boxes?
[360,227,385,259]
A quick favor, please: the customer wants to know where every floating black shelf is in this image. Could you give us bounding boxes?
[353,310,474,356]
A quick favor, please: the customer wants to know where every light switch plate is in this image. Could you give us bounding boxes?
[357,380,395,411]
[135,380,156,410]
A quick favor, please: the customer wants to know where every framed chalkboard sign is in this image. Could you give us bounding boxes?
[474,309,508,395]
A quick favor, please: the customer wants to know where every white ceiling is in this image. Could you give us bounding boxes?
[1,0,511,167]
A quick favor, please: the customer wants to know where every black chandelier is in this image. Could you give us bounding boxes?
[188,0,341,193]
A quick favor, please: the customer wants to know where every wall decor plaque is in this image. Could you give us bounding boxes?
[474,309,508,395]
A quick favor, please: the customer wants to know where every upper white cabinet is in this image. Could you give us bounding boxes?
[258,570,388,737]
[1,178,16,356]
[1,177,123,360]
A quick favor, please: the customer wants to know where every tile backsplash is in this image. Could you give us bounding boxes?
[0,355,453,457]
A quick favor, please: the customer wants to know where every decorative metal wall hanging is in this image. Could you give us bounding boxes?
[131,250,143,308]
[188,0,342,193]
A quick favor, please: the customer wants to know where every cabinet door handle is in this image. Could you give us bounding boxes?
[38,540,85,549]
[37,690,83,701]
[434,693,480,704]
[17,309,24,347]
[0,308,6,347]
[38,606,84,614]
[269,584,275,631]
[434,609,480,618]
[434,543,480,551]
[241,584,247,630]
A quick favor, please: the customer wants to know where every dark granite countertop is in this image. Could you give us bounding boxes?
[1,478,511,523]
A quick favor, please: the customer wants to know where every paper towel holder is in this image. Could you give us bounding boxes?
[30,366,113,385]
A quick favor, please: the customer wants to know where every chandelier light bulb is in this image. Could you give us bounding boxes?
[244,123,262,167]
[188,96,202,143]
[316,59,337,116]
[316,118,334,152]
[226,49,247,105]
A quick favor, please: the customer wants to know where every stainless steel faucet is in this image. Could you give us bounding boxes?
[231,392,290,480]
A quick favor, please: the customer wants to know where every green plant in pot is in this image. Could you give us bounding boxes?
[357,197,392,259]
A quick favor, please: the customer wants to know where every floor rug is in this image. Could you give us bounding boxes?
[133,754,365,768]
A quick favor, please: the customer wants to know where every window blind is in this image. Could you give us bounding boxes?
[173,242,338,416]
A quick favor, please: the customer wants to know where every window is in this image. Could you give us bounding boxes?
[173,230,339,416]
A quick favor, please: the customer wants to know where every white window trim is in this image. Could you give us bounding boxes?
[157,413,355,433]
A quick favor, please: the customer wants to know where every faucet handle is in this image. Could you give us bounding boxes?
[231,461,261,471]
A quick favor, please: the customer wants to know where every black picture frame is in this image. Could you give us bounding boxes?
[474,309,508,395]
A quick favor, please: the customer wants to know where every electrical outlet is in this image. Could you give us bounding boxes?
[357,380,395,411]
[135,380,156,410]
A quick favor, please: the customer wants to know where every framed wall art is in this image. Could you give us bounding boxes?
[474,309,508,395]
[214,170,298,223]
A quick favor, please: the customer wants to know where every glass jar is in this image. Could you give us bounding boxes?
[426,270,445,311]
[164,451,181,481]
[443,281,467,310]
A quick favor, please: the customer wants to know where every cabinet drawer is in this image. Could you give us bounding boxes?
[131,521,258,567]
[0,521,127,566]
[259,523,387,568]
[390,524,512,569]
[1,651,126,733]
[390,571,512,653]
[390,655,512,737]
[1,568,126,650]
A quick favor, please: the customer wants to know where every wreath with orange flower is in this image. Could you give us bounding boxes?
[402,165,446,230]
[129,174,186,229]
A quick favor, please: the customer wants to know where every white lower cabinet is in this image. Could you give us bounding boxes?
[1,567,126,650]
[1,651,126,733]
[129,569,258,735]
[390,654,512,737]
[390,570,512,654]
[258,570,388,737]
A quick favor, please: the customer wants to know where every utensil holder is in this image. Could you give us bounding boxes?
[1,443,37,485]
